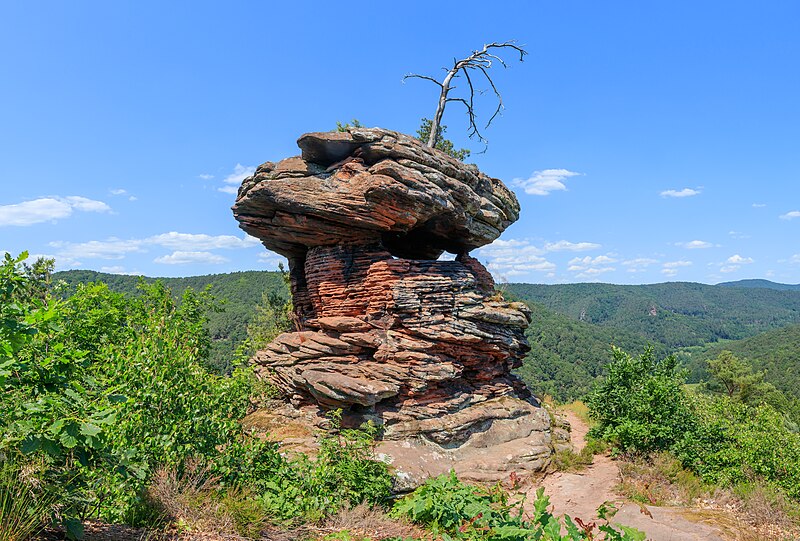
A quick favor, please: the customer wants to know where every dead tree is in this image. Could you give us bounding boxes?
[405,41,527,148]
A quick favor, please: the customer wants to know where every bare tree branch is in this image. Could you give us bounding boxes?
[404,40,528,149]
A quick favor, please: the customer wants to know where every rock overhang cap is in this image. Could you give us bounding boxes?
[232,127,520,259]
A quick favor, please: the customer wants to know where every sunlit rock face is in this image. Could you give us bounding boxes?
[232,127,553,486]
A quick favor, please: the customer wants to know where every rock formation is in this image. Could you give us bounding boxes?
[233,127,553,486]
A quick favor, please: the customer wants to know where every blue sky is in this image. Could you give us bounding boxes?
[1,1,798,284]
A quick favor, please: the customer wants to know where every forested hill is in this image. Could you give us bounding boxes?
[505,281,800,349]
[679,323,800,397]
[54,269,289,373]
[716,279,800,291]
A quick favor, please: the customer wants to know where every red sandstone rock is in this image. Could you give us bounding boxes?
[233,127,554,486]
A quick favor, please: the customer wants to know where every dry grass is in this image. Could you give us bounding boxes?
[616,453,800,540]
[146,462,235,536]
[320,504,427,540]
[560,400,591,425]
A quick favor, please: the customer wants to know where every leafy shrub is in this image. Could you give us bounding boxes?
[586,347,694,453]
[674,396,800,499]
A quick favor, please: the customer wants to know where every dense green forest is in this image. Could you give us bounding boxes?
[515,301,663,401]
[679,323,800,397]
[506,281,800,348]
[717,279,800,291]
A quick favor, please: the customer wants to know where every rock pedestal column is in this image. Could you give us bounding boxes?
[233,127,553,486]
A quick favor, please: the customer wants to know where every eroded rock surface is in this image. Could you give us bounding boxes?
[232,127,553,486]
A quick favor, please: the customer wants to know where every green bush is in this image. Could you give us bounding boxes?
[586,347,694,453]
[675,396,800,499]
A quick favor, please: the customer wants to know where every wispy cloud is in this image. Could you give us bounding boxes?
[154,251,228,265]
[146,232,260,250]
[752,203,767,208]
[512,169,582,196]
[198,174,214,180]
[661,260,692,276]
[49,238,144,260]
[720,254,754,273]
[780,210,800,220]
[622,258,659,273]
[727,254,754,264]
[475,238,555,278]
[660,188,701,198]
[728,230,751,240]
[47,232,260,265]
[218,164,255,194]
[544,240,601,252]
[110,188,137,201]
[0,196,111,226]
[790,254,800,264]
[568,255,617,279]
[676,240,716,249]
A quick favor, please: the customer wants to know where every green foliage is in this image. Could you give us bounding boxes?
[586,347,694,453]
[250,412,392,524]
[680,324,800,403]
[336,119,363,131]
[391,471,645,540]
[244,263,293,353]
[54,269,290,374]
[674,396,800,500]
[513,300,660,402]
[416,118,471,161]
[3,252,397,537]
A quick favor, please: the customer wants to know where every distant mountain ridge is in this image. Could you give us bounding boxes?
[716,279,800,291]
[505,281,800,349]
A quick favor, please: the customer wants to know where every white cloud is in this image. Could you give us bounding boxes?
[661,260,692,276]
[258,250,288,270]
[752,203,767,208]
[475,238,555,278]
[726,254,753,264]
[660,188,701,198]
[790,254,800,264]
[49,238,144,260]
[46,232,260,263]
[146,232,260,251]
[780,210,800,220]
[100,265,127,274]
[622,258,659,272]
[719,254,754,274]
[198,174,214,180]
[512,169,581,196]
[0,196,111,226]
[676,240,716,249]
[568,255,617,278]
[623,258,659,267]
[663,260,692,268]
[728,230,751,240]
[544,240,601,252]
[218,164,255,194]
[110,188,137,202]
[154,251,228,265]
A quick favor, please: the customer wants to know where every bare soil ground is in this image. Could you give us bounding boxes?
[533,410,731,541]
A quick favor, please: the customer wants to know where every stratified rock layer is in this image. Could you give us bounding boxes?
[233,127,553,486]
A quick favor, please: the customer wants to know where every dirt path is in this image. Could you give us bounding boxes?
[532,410,729,541]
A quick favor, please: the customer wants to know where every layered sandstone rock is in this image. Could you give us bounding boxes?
[232,127,553,486]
